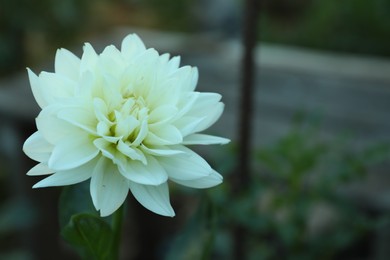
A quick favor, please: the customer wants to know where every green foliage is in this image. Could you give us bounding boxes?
[165,118,390,259]
[59,181,101,229]
[61,213,114,260]
[59,181,121,260]
[261,0,390,56]
[141,0,195,31]
[0,0,94,74]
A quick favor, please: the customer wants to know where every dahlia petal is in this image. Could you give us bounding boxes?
[194,92,222,105]
[149,105,178,125]
[140,145,184,156]
[132,118,148,147]
[23,132,53,162]
[170,65,191,83]
[171,170,223,189]
[90,158,129,217]
[183,134,230,145]
[93,98,111,125]
[146,124,182,145]
[121,34,146,60]
[93,138,127,168]
[159,147,212,181]
[119,155,167,185]
[33,159,95,188]
[166,56,181,74]
[192,102,224,133]
[57,106,97,134]
[114,112,138,139]
[157,53,170,73]
[80,43,98,75]
[159,53,170,63]
[174,116,205,137]
[27,163,54,176]
[148,78,180,107]
[102,75,123,107]
[117,140,146,164]
[76,70,95,97]
[171,66,198,92]
[48,133,99,171]
[189,67,199,92]
[27,69,47,108]
[99,45,124,78]
[129,182,175,217]
[36,105,79,144]
[130,49,159,97]
[90,157,105,210]
[39,72,76,103]
[55,48,81,80]
[185,93,224,133]
[97,123,120,143]
[175,92,199,119]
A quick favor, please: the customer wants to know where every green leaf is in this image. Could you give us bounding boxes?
[61,213,114,260]
[58,181,103,229]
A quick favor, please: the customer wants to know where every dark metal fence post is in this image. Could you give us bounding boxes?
[234,0,260,258]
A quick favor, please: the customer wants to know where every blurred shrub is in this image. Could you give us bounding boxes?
[261,0,390,56]
[165,118,390,259]
[139,0,390,56]
[140,0,195,31]
[0,0,94,75]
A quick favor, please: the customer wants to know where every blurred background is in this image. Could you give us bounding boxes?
[1,0,390,259]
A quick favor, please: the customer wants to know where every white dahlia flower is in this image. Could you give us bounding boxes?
[23,34,229,217]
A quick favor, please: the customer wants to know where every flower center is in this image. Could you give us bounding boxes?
[95,93,149,150]
[109,95,148,145]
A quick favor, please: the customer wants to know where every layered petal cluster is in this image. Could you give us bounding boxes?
[23,34,229,217]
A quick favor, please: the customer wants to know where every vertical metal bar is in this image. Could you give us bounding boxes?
[234,0,260,258]
[237,0,260,188]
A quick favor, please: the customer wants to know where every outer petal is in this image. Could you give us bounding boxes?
[23,132,53,162]
[174,116,205,137]
[48,132,99,171]
[27,69,47,108]
[57,105,97,135]
[145,124,183,146]
[32,158,96,188]
[158,147,212,181]
[98,45,125,78]
[182,134,230,145]
[27,163,55,176]
[140,145,184,156]
[36,104,81,145]
[184,93,224,133]
[80,43,98,75]
[121,34,146,60]
[39,72,76,104]
[90,157,129,217]
[129,181,175,217]
[171,170,223,189]
[148,105,178,126]
[170,66,198,92]
[118,155,168,185]
[191,103,224,133]
[166,56,181,74]
[55,48,81,80]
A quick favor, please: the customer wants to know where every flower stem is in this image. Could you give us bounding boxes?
[111,205,124,260]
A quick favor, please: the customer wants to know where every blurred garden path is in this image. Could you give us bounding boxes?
[1,27,390,210]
